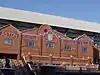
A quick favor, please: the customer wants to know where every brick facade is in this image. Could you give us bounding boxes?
[0,24,20,59]
[0,24,99,65]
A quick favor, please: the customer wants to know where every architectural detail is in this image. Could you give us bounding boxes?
[0,24,21,59]
[0,24,99,65]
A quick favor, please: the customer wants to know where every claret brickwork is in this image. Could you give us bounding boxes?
[0,24,99,65]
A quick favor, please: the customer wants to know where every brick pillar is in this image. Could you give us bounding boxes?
[21,53,27,63]
[49,53,53,64]
[27,52,32,62]
[87,57,91,65]
[70,55,73,66]
[60,62,66,69]
[82,57,85,64]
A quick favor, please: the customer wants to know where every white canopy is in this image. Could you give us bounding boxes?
[0,7,100,33]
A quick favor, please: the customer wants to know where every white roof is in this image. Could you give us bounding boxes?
[0,7,100,33]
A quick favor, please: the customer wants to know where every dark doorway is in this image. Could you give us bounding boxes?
[0,53,17,68]
[0,53,17,59]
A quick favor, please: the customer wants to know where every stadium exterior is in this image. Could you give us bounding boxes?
[0,7,100,65]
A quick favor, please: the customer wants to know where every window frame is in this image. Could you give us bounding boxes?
[46,43,55,48]
[26,41,35,47]
[82,47,88,53]
[4,39,14,45]
[64,45,72,51]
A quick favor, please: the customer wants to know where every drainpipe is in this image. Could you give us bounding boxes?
[76,39,79,58]
[19,32,23,60]
[40,34,42,56]
[59,37,61,57]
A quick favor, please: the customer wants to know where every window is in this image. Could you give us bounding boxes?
[26,41,35,47]
[64,46,72,50]
[4,39,13,45]
[78,41,80,44]
[82,47,88,52]
[44,29,47,32]
[46,43,55,48]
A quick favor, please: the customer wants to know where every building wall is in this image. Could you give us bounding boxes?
[0,24,98,64]
[38,25,52,35]
[95,46,100,58]
[21,32,41,55]
[0,25,20,58]
[22,28,38,35]
[93,47,99,63]
[42,31,60,56]
[76,35,93,59]
[61,38,77,57]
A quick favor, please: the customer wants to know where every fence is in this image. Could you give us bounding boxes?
[22,53,92,66]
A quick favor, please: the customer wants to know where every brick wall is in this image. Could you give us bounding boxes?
[0,24,98,64]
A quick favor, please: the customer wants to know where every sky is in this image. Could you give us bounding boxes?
[0,0,100,23]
